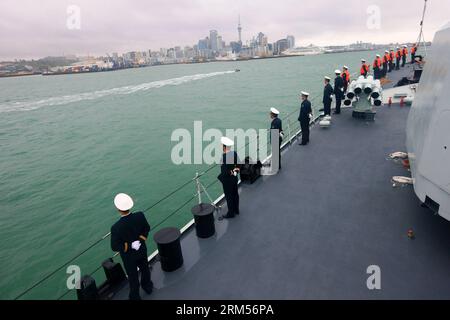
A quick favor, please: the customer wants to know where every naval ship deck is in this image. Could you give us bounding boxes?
[114,63,450,300]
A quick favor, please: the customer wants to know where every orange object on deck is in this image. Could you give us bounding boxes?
[380,78,391,85]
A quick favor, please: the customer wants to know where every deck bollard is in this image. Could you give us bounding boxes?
[76,275,99,300]
[153,227,184,272]
[102,258,126,286]
[191,203,216,238]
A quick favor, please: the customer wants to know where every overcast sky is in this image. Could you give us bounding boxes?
[0,0,449,60]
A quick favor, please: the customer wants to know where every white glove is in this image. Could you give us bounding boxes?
[280,132,285,139]
[308,114,313,119]
[131,240,141,251]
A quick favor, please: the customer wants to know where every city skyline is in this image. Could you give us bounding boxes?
[1,0,449,60]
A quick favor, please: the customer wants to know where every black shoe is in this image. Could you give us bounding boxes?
[142,282,153,295]
[299,143,307,146]
[219,214,235,221]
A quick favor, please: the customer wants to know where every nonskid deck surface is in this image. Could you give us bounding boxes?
[113,64,450,300]
[382,62,417,89]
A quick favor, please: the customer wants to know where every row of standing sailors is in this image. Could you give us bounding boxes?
[269,43,420,170]
[367,44,418,80]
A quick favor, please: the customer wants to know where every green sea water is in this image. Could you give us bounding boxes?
[0,50,379,299]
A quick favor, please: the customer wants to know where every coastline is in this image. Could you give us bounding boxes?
[0,49,375,79]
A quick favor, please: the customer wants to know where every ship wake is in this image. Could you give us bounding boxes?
[0,70,236,113]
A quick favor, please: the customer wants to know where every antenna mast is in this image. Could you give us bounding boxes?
[416,0,428,56]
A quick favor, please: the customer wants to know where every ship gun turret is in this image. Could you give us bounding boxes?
[344,75,382,121]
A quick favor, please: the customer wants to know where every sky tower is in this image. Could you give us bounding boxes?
[238,15,242,43]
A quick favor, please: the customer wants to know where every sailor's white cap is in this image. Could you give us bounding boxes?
[396,46,400,49]
[334,69,341,74]
[385,50,389,53]
[376,54,381,57]
[220,136,234,147]
[270,107,280,115]
[343,65,348,69]
[361,59,366,62]
[403,45,407,47]
[300,91,309,96]
[324,76,331,80]
[114,193,134,211]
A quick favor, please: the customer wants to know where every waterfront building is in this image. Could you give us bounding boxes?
[287,35,295,49]
[275,39,289,55]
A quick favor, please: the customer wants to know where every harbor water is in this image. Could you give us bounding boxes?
[0,50,379,299]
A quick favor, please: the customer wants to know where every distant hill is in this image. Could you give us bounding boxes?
[1,56,79,72]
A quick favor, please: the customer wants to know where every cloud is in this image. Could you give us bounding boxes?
[0,0,449,60]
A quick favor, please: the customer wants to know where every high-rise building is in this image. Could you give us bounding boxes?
[210,30,218,52]
[124,51,137,64]
[184,46,195,59]
[256,32,268,46]
[198,38,208,50]
[174,46,183,59]
[167,48,176,59]
[198,36,213,58]
[217,36,223,51]
[287,35,295,49]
